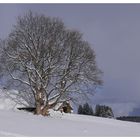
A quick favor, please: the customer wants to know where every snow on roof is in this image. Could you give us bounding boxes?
[48,94,60,105]
[53,102,63,110]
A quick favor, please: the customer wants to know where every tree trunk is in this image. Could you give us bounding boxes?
[35,101,42,115]
[41,105,50,116]
[35,89,45,115]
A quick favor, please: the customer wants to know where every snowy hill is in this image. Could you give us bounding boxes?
[0,110,139,136]
[0,88,140,136]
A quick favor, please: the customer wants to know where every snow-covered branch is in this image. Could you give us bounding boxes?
[9,72,30,86]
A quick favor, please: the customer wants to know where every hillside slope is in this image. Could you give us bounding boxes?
[0,88,140,137]
[0,110,140,136]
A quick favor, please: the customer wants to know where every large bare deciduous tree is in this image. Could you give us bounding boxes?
[1,11,102,115]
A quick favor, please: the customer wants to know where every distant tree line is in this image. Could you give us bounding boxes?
[117,116,140,123]
[78,103,140,122]
[78,103,114,118]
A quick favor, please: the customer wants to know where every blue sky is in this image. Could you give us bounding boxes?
[0,4,140,116]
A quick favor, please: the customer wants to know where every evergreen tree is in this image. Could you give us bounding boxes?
[78,105,83,114]
[77,103,94,116]
[95,104,100,116]
[95,104,114,118]
[89,106,94,115]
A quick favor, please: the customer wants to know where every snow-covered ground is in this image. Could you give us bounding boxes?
[0,88,140,137]
[0,110,140,137]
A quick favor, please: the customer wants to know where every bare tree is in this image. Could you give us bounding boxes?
[1,11,102,115]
